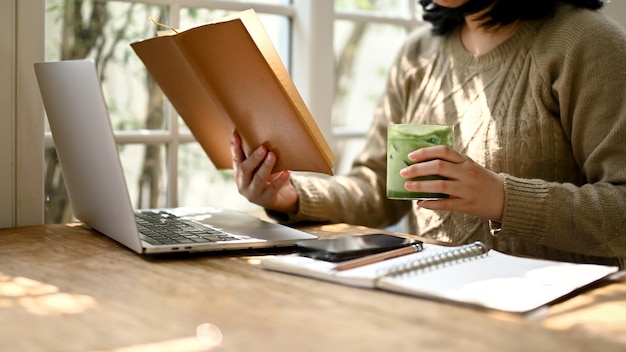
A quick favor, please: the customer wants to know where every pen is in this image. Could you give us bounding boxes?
[334,243,423,271]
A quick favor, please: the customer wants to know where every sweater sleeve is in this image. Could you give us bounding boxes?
[277,31,430,228]
[500,9,626,260]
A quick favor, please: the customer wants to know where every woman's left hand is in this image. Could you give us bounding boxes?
[400,145,504,221]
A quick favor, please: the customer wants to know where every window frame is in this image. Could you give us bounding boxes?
[3,0,45,228]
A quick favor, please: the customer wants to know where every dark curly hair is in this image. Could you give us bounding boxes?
[420,0,605,35]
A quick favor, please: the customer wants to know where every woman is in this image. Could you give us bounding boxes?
[230,0,626,268]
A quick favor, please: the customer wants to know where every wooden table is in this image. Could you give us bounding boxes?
[1,223,625,352]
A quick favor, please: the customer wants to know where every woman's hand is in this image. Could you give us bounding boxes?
[401,145,504,222]
[230,133,299,214]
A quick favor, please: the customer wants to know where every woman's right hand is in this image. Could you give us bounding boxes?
[230,133,299,214]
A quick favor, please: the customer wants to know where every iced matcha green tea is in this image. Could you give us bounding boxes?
[387,124,453,200]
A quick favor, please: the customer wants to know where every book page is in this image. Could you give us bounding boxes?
[377,250,618,313]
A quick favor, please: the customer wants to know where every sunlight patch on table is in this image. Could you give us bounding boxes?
[94,323,223,352]
[541,284,626,343]
[0,275,58,296]
[0,272,97,315]
[318,223,362,233]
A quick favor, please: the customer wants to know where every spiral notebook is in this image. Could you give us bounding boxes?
[260,242,619,313]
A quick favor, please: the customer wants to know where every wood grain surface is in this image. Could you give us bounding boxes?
[0,223,624,352]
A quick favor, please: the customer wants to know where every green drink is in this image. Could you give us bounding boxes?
[386,124,453,200]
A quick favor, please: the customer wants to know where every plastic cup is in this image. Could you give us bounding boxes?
[386,124,453,200]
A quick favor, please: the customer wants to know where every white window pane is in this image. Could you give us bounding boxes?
[178,143,260,211]
[44,0,169,132]
[333,20,408,130]
[335,0,411,15]
[119,144,167,209]
[229,0,291,4]
[44,147,72,223]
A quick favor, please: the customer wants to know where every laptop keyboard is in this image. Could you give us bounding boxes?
[136,211,239,245]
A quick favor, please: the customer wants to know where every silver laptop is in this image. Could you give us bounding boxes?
[34,59,317,255]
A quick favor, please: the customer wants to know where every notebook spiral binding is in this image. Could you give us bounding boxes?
[376,241,487,279]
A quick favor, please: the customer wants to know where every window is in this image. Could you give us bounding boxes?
[41,0,422,224]
[43,0,294,223]
[332,0,422,173]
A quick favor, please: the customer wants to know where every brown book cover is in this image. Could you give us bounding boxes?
[130,9,335,175]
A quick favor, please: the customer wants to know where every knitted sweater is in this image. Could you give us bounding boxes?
[284,4,626,268]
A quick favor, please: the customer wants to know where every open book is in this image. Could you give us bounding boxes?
[131,9,335,174]
[260,242,619,313]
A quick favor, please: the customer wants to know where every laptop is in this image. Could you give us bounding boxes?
[34,59,317,255]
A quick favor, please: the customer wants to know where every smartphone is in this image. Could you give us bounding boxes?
[296,234,423,262]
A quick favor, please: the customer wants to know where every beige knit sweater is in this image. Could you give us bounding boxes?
[283,5,626,268]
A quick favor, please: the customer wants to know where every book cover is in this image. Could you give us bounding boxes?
[130,9,335,174]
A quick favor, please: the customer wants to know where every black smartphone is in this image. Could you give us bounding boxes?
[296,234,423,262]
